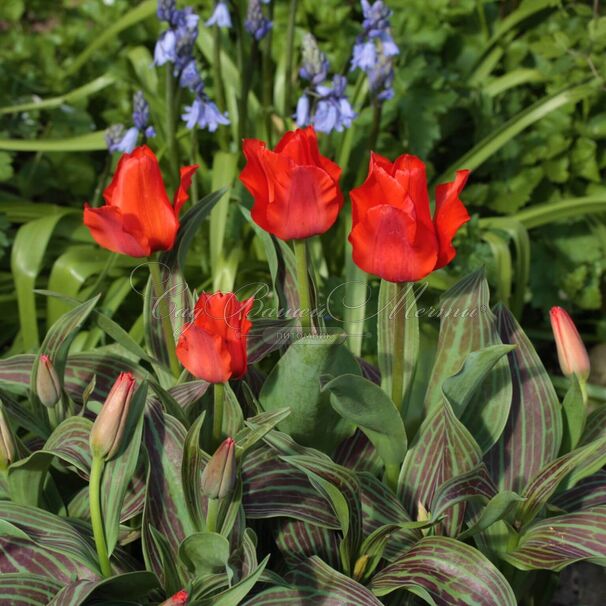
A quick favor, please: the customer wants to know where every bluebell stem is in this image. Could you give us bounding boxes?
[245,0,272,41]
[350,0,398,101]
[206,0,232,28]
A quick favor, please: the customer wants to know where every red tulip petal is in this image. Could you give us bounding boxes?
[225,296,254,378]
[176,323,232,383]
[173,164,200,215]
[351,155,411,228]
[240,138,270,205]
[434,170,471,269]
[349,204,438,283]
[83,204,151,257]
[102,145,179,252]
[393,155,433,227]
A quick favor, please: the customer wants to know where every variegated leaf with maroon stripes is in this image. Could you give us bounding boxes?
[551,470,606,512]
[0,573,61,605]
[141,402,196,584]
[424,271,512,453]
[485,306,562,493]
[241,445,339,528]
[243,556,383,606]
[505,505,606,571]
[370,536,516,605]
[398,399,482,535]
[334,430,382,476]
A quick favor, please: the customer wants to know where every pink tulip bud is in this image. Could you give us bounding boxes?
[160,590,189,605]
[36,354,62,408]
[201,437,236,499]
[89,372,137,460]
[550,307,590,381]
[0,405,16,471]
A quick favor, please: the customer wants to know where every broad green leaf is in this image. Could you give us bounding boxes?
[0,132,107,152]
[399,399,482,537]
[323,374,407,467]
[180,532,231,580]
[485,306,562,492]
[259,334,360,452]
[371,536,516,605]
[505,505,606,571]
[458,491,525,540]
[424,271,512,453]
[561,374,586,452]
[182,411,209,531]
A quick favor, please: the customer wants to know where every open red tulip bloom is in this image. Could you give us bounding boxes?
[240,126,343,240]
[84,145,198,257]
[177,292,254,384]
[349,152,470,283]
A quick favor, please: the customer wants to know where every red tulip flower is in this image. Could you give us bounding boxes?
[349,153,470,283]
[84,145,198,257]
[176,292,254,384]
[240,126,343,240]
[550,306,590,381]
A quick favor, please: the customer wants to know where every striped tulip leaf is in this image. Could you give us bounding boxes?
[238,408,293,456]
[551,471,606,512]
[47,571,159,606]
[358,472,421,562]
[505,505,606,571]
[274,518,341,569]
[182,411,209,532]
[8,416,93,506]
[142,402,196,583]
[370,536,516,605]
[323,373,407,468]
[0,352,148,407]
[485,306,562,493]
[399,399,482,536]
[242,444,339,528]
[0,573,61,605]
[259,334,360,453]
[243,556,383,606]
[334,429,382,476]
[283,455,362,571]
[0,388,48,439]
[0,501,100,576]
[424,271,512,453]
[519,437,606,525]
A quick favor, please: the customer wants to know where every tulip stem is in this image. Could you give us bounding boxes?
[148,261,181,379]
[213,382,225,449]
[293,239,312,333]
[206,497,220,534]
[89,455,112,578]
[391,281,406,413]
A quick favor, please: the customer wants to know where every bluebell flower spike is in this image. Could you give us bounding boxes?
[206,0,232,28]
[245,0,272,41]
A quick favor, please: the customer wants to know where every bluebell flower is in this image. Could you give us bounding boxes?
[367,49,394,100]
[157,0,176,23]
[182,96,230,132]
[351,40,376,71]
[145,126,157,138]
[313,76,356,133]
[154,30,177,66]
[106,91,155,154]
[179,59,205,95]
[245,0,272,41]
[299,33,330,86]
[206,0,232,28]
[105,124,126,153]
[115,127,140,154]
[296,94,311,126]
[132,91,150,131]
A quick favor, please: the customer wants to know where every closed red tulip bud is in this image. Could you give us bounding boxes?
[36,354,62,408]
[201,437,236,499]
[160,590,189,605]
[0,405,16,471]
[176,292,254,384]
[349,153,470,283]
[550,307,590,381]
[240,126,343,240]
[84,145,198,257]
[90,372,137,460]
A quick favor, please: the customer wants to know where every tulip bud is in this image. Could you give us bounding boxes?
[36,355,62,408]
[201,437,236,499]
[160,590,189,606]
[90,372,137,460]
[0,404,16,471]
[550,307,590,381]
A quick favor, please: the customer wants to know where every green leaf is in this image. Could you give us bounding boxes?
[259,334,360,452]
[238,408,292,455]
[0,132,107,152]
[0,573,61,605]
[180,532,231,580]
[458,491,525,540]
[424,271,512,453]
[561,374,587,452]
[182,411,209,531]
[371,536,516,605]
[323,374,407,467]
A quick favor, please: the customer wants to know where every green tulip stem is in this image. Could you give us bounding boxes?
[148,260,181,379]
[213,382,225,449]
[206,497,220,534]
[293,239,312,333]
[391,281,406,413]
[89,455,112,578]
